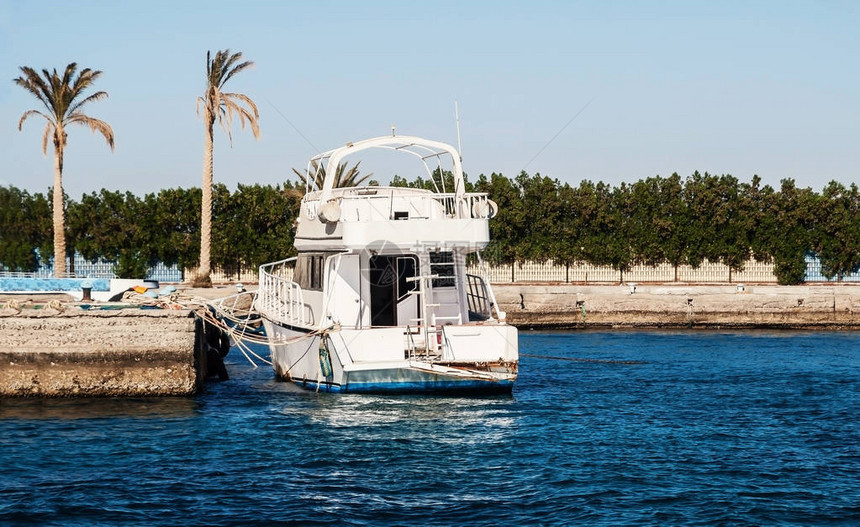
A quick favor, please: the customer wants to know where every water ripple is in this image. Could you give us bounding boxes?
[1,330,859,525]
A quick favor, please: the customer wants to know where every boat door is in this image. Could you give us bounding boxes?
[368,255,418,326]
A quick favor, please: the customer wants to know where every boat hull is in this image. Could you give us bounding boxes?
[262,320,518,395]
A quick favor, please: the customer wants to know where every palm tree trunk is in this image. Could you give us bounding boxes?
[52,145,66,278]
[198,116,214,286]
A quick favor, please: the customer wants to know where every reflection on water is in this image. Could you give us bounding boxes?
[283,393,511,424]
[278,393,519,446]
[0,397,199,421]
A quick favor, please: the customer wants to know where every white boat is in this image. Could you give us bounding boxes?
[254,135,518,393]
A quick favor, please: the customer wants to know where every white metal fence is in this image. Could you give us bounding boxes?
[467,259,779,284]
[14,255,860,285]
[183,265,261,284]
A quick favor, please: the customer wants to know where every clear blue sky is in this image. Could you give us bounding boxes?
[1,0,859,198]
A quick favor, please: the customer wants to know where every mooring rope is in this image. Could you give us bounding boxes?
[195,298,339,370]
[520,352,646,365]
[195,307,270,367]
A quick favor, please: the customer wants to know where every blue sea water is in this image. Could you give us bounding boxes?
[1,330,859,526]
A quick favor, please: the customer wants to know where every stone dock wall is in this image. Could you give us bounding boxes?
[0,309,206,397]
[3,283,859,398]
[494,284,860,329]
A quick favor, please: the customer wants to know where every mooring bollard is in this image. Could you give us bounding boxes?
[81,279,93,302]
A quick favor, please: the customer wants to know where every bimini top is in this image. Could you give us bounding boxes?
[310,135,466,204]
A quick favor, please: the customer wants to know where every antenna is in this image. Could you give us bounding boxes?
[454,100,462,159]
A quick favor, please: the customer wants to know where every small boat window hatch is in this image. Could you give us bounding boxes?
[294,253,334,291]
[393,211,409,220]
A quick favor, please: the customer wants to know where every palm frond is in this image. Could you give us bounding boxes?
[222,92,259,116]
[15,62,112,155]
[17,109,50,130]
[67,114,115,150]
[337,161,373,187]
[293,160,373,191]
[200,50,260,145]
[67,90,109,115]
[222,95,261,138]
[292,165,311,187]
[14,67,52,114]
[41,121,54,155]
[60,63,77,92]
[220,59,253,88]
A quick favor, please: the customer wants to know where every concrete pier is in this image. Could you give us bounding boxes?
[495,283,860,329]
[0,308,207,397]
[3,282,860,398]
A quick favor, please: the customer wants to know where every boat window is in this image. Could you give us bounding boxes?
[294,254,329,291]
[310,256,323,290]
[430,251,456,287]
[293,257,307,288]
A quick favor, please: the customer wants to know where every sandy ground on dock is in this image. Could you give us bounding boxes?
[176,284,256,300]
[0,292,76,303]
[0,284,251,304]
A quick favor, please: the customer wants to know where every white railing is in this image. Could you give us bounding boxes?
[256,258,308,327]
[424,192,491,219]
[307,189,493,222]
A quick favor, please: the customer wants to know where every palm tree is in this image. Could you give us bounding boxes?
[14,63,114,278]
[196,49,260,286]
[292,159,373,191]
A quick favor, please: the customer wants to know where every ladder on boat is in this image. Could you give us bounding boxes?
[403,271,461,361]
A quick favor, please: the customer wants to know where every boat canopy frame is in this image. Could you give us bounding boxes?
[311,135,466,203]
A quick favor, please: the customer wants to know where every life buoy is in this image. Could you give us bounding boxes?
[319,201,341,223]
[486,199,498,219]
[471,199,499,219]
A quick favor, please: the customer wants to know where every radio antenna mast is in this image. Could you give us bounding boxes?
[454,100,462,160]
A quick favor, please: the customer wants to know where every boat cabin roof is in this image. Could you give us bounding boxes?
[308,135,465,203]
[295,135,493,252]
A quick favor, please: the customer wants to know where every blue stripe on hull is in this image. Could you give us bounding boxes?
[289,377,514,395]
